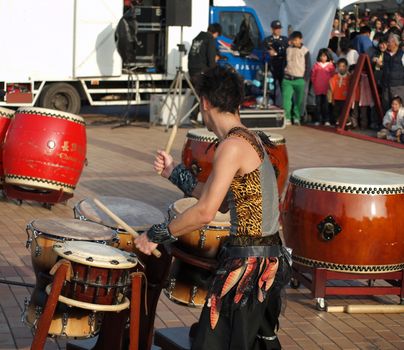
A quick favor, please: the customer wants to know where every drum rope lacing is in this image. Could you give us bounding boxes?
[290,176,404,195]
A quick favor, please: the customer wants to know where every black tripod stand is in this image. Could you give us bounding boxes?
[152,27,200,130]
[112,66,149,129]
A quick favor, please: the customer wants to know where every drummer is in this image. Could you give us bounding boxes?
[135,66,291,350]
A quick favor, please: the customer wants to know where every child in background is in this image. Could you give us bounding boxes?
[377,96,404,142]
[282,31,311,126]
[311,48,335,126]
[329,58,350,125]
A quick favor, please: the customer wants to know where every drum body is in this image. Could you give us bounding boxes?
[170,198,230,258]
[26,219,117,282]
[74,196,165,252]
[182,128,289,195]
[3,107,86,199]
[164,259,211,308]
[24,290,102,339]
[282,168,404,273]
[53,241,137,305]
[0,107,14,184]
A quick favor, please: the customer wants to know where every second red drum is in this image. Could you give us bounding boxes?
[182,128,289,195]
[3,107,86,200]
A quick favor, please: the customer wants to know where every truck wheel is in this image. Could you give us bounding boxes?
[39,83,81,115]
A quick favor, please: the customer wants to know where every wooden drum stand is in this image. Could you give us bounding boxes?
[30,261,143,350]
[290,264,404,311]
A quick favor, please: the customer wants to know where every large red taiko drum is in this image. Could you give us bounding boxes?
[0,107,15,185]
[182,128,289,195]
[282,168,404,273]
[3,107,86,202]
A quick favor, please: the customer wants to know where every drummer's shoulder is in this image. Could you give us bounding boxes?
[213,138,246,163]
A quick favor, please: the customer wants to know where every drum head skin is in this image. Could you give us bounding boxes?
[291,168,404,194]
[186,128,285,145]
[172,197,230,224]
[29,219,116,241]
[53,241,137,269]
[76,196,165,230]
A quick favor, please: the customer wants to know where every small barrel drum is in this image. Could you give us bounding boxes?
[282,168,404,273]
[26,219,117,285]
[182,128,289,195]
[53,241,138,305]
[169,197,230,258]
[74,196,165,252]
[164,259,211,308]
[3,107,86,202]
[23,293,103,339]
[0,107,14,185]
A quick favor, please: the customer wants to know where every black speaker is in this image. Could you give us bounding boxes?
[166,0,192,27]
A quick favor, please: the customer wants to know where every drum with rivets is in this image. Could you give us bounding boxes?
[164,259,211,308]
[26,218,118,281]
[53,241,138,305]
[23,292,103,339]
[74,196,165,252]
[182,128,289,195]
[169,197,230,258]
[282,168,404,273]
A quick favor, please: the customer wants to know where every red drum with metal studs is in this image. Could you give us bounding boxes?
[282,168,404,273]
[182,128,289,195]
[2,107,86,203]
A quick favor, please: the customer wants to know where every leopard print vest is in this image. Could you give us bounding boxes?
[226,127,280,237]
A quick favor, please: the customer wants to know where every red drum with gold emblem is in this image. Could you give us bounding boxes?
[0,107,14,185]
[182,128,289,195]
[2,107,86,202]
[282,168,404,273]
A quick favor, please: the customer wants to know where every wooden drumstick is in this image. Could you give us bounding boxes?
[327,304,404,313]
[157,124,178,175]
[93,198,161,258]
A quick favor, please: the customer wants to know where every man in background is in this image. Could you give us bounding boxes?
[352,25,372,54]
[188,23,222,124]
[188,23,222,79]
[382,34,404,111]
[263,20,288,105]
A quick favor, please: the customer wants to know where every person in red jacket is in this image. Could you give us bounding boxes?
[329,58,350,125]
[311,48,335,126]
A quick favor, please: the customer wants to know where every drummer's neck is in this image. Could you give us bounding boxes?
[210,110,244,141]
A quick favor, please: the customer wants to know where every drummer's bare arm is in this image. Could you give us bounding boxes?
[154,150,228,212]
[167,140,240,236]
[135,140,241,255]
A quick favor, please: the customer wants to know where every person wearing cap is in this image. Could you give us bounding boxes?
[263,21,289,105]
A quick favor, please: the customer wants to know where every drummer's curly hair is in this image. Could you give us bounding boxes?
[195,65,244,114]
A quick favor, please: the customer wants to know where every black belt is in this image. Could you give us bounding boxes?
[221,244,282,258]
[284,74,303,81]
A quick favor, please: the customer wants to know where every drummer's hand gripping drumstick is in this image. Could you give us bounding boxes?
[93,198,161,258]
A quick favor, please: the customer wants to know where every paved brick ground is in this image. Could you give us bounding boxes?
[0,121,403,349]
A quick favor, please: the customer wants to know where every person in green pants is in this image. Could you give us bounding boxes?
[282,31,311,125]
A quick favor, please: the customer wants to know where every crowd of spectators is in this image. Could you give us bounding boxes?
[265,8,404,143]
